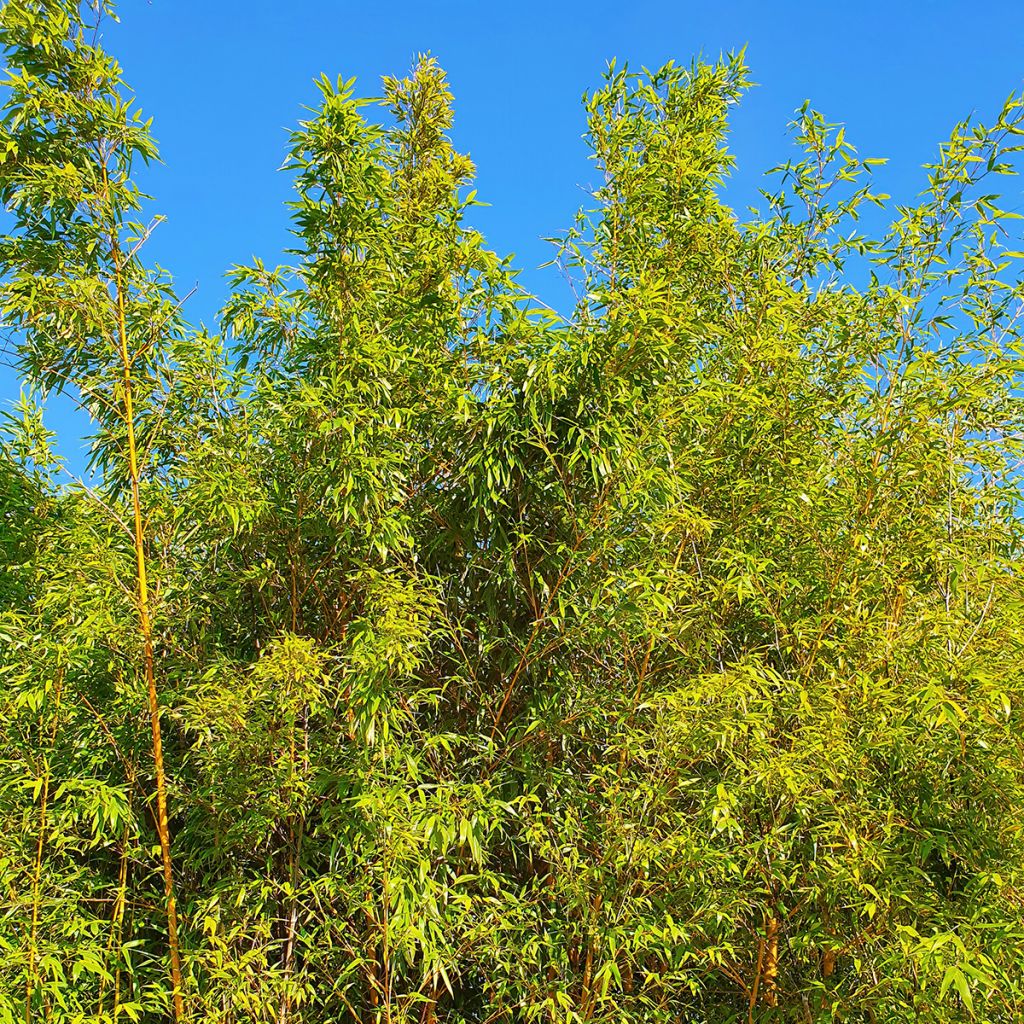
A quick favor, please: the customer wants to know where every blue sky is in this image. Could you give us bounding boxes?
[3,0,1024,475]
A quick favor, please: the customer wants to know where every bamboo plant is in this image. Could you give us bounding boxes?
[2,2,1024,1023]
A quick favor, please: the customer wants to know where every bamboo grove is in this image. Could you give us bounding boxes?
[2,1,1024,1021]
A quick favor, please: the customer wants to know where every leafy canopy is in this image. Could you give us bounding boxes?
[2,2,1024,1023]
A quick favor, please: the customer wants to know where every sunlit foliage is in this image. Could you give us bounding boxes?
[2,2,1024,1022]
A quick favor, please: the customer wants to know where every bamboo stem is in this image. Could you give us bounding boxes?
[25,769,49,1024]
[26,668,64,1024]
[99,824,131,1019]
[107,190,186,1021]
[762,915,780,1008]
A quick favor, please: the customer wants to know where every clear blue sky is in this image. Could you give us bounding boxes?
[4,0,1024,476]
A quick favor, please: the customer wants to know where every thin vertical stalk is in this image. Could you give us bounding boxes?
[277,705,307,1024]
[26,668,63,1024]
[105,172,185,1020]
[99,823,131,1020]
[25,769,49,1024]
[277,819,303,1024]
[762,914,780,1008]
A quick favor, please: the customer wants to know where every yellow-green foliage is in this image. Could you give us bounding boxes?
[2,2,1024,1022]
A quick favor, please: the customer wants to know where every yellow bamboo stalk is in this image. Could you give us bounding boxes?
[98,824,131,1020]
[106,186,186,1021]
[26,667,64,1024]
[25,769,49,1024]
[762,915,780,1008]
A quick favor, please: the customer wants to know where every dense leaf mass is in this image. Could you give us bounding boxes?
[2,2,1024,1022]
